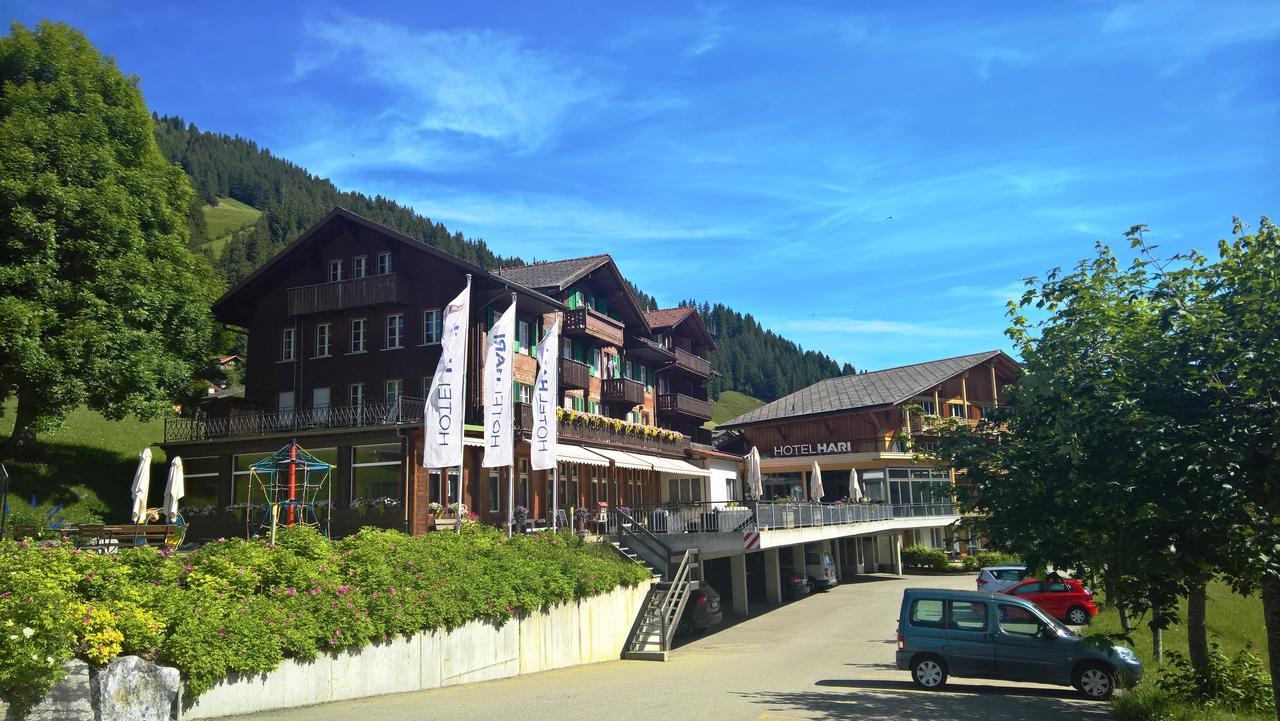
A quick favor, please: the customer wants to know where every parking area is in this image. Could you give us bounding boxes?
[233,572,1110,721]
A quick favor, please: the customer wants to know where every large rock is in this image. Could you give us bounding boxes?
[94,656,180,721]
[0,659,95,721]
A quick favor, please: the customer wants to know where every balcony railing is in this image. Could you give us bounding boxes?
[287,273,407,316]
[605,501,953,536]
[560,357,591,389]
[671,347,712,377]
[165,396,425,443]
[515,404,689,454]
[657,393,711,420]
[601,377,645,406]
[563,307,625,347]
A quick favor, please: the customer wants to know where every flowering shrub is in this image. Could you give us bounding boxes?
[0,525,647,710]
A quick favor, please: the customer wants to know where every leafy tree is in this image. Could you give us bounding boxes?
[929,217,1279,709]
[0,21,220,456]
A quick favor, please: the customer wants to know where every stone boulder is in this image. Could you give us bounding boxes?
[0,659,94,721]
[94,656,180,721]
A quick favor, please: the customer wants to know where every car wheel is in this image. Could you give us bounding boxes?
[911,655,948,690]
[1074,663,1114,700]
[1067,606,1091,626]
[675,617,692,639]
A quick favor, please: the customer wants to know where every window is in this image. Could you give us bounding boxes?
[428,469,460,505]
[280,328,296,361]
[1013,582,1043,596]
[488,471,500,513]
[518,459,529,509]
[352,255,368,278]
[997,604,1044,637]
[1046,581,1071,593]
[350,319,367,353]
[949,403,966,418]
[515,382,532,404]
[277,391,295,422]
[909,599,945,628]
[349,383,365,407]
[422,376,433,400]
[376,251,392,275]
[312,387,330,421]
[385,314,404,349]
[517,320,530,355]
[315,322,332,357]
[624,360,633,380]
[422,309,442,345]
[918,398,937,415]
[385,379,403,402]
[591,348,601,376]
[666,477,703,503]
[351,443,401,501]
[947,600,988,631]
[328,259,343,283]
[640,364,648,387]
[182,456,221,510]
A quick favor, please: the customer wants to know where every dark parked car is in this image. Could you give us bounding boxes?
[676,584,723,638]
[780,566,813,600]
[896,588,1141,699]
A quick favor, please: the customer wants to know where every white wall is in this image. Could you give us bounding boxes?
[701,457,741,506]
[183,579,654,720]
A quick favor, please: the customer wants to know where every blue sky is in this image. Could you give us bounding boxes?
[10,1,1279,371]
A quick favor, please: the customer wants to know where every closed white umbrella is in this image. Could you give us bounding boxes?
[163,457,185,522]
[809,460,824,502]
[850,468,863,501]
[130,448,153,523]
[746,447,763,499]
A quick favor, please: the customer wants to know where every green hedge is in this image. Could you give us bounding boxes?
[901,544,950,570]
[960,550,1021,572]
[0,526,649,713]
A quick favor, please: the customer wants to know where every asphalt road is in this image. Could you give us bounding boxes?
[229,572,1109,721]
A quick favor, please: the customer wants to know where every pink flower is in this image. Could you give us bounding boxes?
[309,588,318,596]
[336,586,349,596]
[286,588,297,597]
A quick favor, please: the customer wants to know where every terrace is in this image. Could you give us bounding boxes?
[164,396,424,443]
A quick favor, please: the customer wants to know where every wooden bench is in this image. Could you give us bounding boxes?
[77,524,180,551]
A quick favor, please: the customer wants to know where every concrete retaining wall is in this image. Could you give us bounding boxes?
[183,579,654,719]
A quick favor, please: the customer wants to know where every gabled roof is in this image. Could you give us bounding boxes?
[645,307,714,349]
[212,207,562,326]
[494,255,612,292]
[644,307,695,328]
[720,350,1017,429]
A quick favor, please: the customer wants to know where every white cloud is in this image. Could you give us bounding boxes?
[296,13,609,153]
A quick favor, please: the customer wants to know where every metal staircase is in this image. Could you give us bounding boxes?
[611,508,702,661]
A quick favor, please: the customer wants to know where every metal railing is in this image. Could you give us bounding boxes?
[165,396,426,443]
[605,500,955,536]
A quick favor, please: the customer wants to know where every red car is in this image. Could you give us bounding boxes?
[1001,578,1099,626]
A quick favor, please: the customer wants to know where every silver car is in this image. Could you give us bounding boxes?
[976,565,1028,593]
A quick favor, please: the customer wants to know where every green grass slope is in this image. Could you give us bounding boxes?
[198,196,260,258]
[710,390,765,427]
[1,401,168,523]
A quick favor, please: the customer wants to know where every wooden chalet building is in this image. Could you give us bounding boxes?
[718,351,1019,555]
[162,208,724,540]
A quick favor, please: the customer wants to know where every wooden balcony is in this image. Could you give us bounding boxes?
[287,273,407,316]
[601,377,645,406]
[672,347,712,377]
[657,393,712,421]
[563,307,625,347]
[560,357,591,389]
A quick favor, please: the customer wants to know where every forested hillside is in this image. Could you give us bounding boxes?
[679,301,853,401]
[154,116,847,402]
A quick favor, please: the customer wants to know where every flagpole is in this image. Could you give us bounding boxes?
[552,465,559,532]
[458,274,471,534]
[507,293,517,538]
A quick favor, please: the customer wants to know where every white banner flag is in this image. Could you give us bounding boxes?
[424,277,471,468]
[482,297,516,468]
[530,319,560,471]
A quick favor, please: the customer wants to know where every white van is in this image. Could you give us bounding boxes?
[804,549,837,590]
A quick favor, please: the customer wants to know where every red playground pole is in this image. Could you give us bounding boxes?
[288,441,297,525]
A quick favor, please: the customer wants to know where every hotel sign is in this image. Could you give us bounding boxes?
[768,442,853,458]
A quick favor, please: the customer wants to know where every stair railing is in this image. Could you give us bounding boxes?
[659,548,697,650]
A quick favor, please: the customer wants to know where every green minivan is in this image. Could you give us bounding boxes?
[895,588,1142,699]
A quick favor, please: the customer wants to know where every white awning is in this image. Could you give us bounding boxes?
[463,434,485,448]
[588,447,651,470]
[628,452,711,478]
[555,443,610,468]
